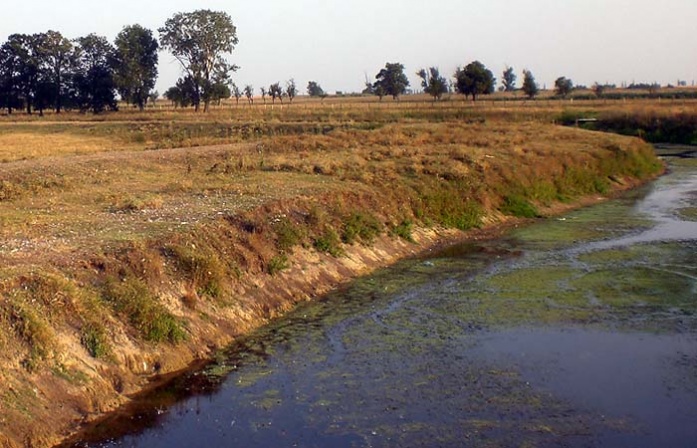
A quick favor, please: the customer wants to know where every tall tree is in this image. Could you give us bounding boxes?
[416,67,448,100]
[243,84,254,105]
[554,76,574,97]
[114,25,159,111]
[307,81,325,97]
[0,37,24,114]
[269,82,283,104]
[35,31,75,113]
[231,82,242,105]
[1,34,43,114]
[521,69,539,99]
[373,62,409,100]
[159,10,239,112]
[285,79,297,103]
[502,66,517,92]
[73,34,118,113]
[454,61,495,101]
[260,86,267,104]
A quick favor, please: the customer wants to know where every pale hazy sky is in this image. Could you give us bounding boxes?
[2,0,696,94]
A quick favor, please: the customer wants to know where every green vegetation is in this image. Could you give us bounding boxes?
[103,277,186,343]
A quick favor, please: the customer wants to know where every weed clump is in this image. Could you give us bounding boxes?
[500,195,540,218]
[341,212,382,245]
[103,277,186,344]
[391,219,415,242]
[314,228,343,257]
[267,255,290,275]
[167,244,225,299]
[80,323,111,359]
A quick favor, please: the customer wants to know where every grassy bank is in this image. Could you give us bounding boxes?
[0,98,666,447]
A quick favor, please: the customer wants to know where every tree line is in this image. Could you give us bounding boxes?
[2,9,649,115]
[0,10,240,114]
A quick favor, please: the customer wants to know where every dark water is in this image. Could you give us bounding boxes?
[66,157,697,448]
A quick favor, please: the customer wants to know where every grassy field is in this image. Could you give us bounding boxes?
[0,94,679,447]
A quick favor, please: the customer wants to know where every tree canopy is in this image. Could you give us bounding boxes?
[373,62,409,100]
[454,61,495,101]
[417,67,448,101]
[502,66,517,92]
[159,10,238,112]
[73,34,118,113]
[554,76,574,97]
[307,81,325,97]
[114,25,159,111]
[522,70,539,99]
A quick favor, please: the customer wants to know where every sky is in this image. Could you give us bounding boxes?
[2,0,696,94]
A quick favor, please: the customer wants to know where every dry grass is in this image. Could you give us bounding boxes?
[0,94,671,447]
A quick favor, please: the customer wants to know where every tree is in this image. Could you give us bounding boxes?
[521,70,539,99]
[114,25,159,111]
[373,62,409,100]
[307,81,325,97]
[416,67,448,100]
[454,61,495,101]
[36,31,74,113]
[285,79,297,103]
[73,34,118,113]
[260,86,267,104]
[592,82,605,98]
[164,76,197,108]
[243,84,254,105]
[159,10,239,112]
[0,34,44,115]
[554,76,574,97]
[269,82,283,104]
[502,66,516,92]
[231,82,242,105]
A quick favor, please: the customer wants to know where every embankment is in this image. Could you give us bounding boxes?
[0,121,663,447]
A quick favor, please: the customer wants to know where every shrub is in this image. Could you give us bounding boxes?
[314,228,343,256]
[267,255,290,275]
[500,195,539,218]
[391,219,414,242]
[103,277,186,344]
[342,212,382,244]
[80,323,111,359]
[168,244,225,298]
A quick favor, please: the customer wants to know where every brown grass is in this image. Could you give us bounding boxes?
[0,94,672,447]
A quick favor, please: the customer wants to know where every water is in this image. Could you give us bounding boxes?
[65,156,697,448]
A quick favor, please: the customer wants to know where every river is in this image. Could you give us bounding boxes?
[65,151,697,448]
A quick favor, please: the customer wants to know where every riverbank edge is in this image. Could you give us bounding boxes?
[50,162,664,448]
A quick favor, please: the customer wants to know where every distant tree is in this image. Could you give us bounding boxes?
[502,66,517,92]
[36,30,74,113]
[164,76,197,108]
[285,79,297,103]
[207,79,230,105]
[72,34,118,113]
[554,76,574,97]
[416,67,448,101]
[592,82,605,98]
[521,69,539,99]
[244,84,254,105]
[260,86,267,104]
[148,90,159,105]
[114,25,159,111]
[373,62,409,100]
[159,10,239,112]
[231,82,242,105]
[307,80,325,97]
[0,34,44,115]
[269,82,283,104]
[454,61,495,101]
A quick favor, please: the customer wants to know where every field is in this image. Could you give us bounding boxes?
[0,94,683,446]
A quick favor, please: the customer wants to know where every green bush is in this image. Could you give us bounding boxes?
[314,228,343,256]
[103,277,186,344]
[342,212,382,244]
[500,195,539,218]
